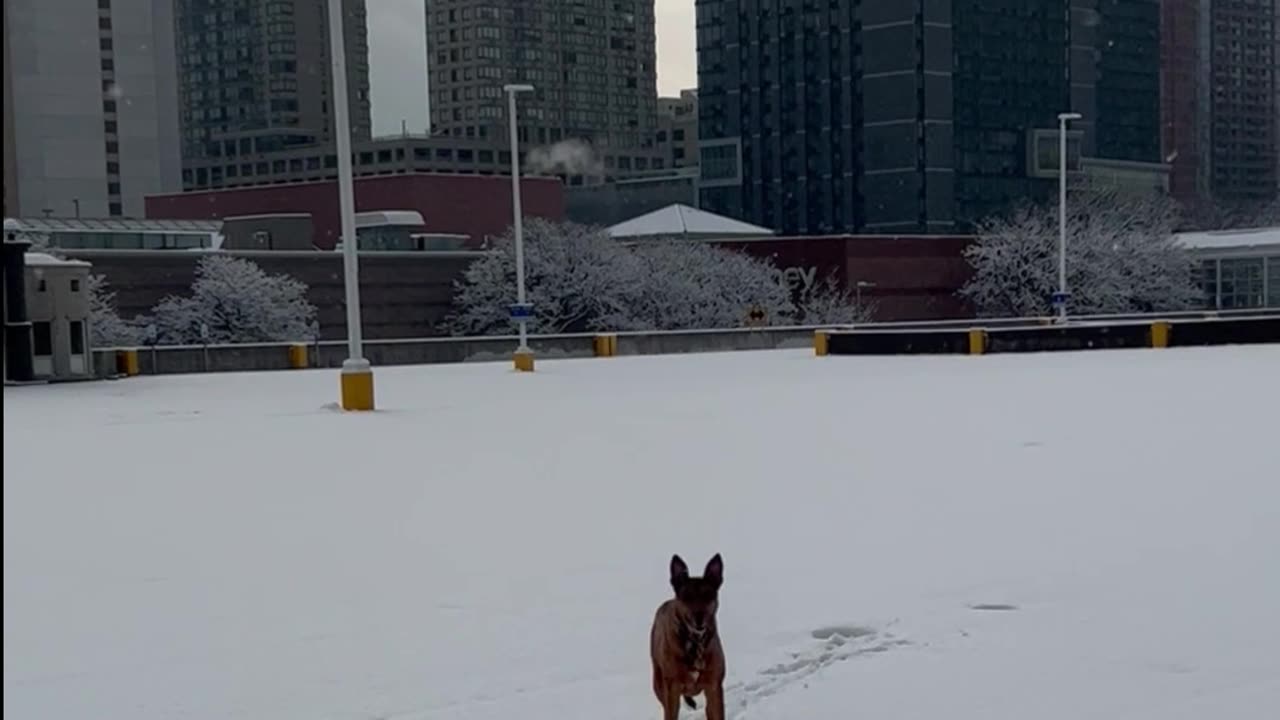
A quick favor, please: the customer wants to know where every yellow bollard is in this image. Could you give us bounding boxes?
[513,349,535,372]
[968,328,987,355]
[339,363,375,411]
[593,333,618,357]
[1150,320,1171,349]
[814,330,830,357]
[288,343,309,369]
[116,349,140,376]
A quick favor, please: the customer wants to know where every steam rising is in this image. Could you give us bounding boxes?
[525,139,604,177]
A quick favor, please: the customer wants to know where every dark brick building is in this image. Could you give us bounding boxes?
[718,234,975,320]
[62,249,481,341]
[145,173,565,249]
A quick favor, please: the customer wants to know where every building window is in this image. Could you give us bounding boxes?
[1268,257,1280,308]
[1219,258,1265,309]
[33,322,53,356]
[70,321,86,354]
[108,202,123,216]
[70,278,81,292]
[1193,260,1217,308]
[37,279,47,292]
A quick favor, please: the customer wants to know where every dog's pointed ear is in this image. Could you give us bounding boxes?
[670,554,690,589]
[704,553,723,587]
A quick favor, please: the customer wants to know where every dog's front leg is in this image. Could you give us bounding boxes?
[704,682,726,720]
[660,682,683,720]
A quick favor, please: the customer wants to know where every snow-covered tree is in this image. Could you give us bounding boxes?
[794,271,876,325]
[960,190,1201,317]
[446,219,641,335]
[87,273,144,347]
[623,239,794,330]
[445,220,861,334]
[147,255,317,344]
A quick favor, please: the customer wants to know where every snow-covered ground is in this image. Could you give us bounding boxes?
[5,347,1279,720]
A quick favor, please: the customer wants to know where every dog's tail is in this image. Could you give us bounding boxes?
[683,696,697,710]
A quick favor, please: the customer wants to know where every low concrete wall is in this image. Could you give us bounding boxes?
[615,327,817,356]
[94,326,821,377]
[92,311,1280,378]
[826,314,1280,357]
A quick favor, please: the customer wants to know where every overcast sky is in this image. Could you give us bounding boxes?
[367,0,696,135]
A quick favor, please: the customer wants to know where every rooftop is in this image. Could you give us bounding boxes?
[607,204,775,239]
[1176,226,1280,251]
[5,217,224,234]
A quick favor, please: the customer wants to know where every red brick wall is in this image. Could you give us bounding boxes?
[721,235,976,321]
[145,173,565,250]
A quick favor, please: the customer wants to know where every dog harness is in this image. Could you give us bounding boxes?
[679,619,714,679]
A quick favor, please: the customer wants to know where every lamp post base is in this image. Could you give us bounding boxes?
[340,358,375,411]
[513,348,535,373]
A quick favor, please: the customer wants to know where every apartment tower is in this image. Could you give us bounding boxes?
[174,0,372,189]
[424,0,660,175]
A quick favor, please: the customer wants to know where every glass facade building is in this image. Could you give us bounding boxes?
[696,0,1164,234]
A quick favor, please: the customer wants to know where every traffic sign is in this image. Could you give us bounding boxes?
[509,303,534,321]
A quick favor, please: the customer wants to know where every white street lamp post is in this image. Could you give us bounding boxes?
[329,0,373,409]
[854,280,876,312]
[505,83,535,372]
[1056,112,1083,322]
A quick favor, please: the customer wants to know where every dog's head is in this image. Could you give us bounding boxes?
[669,553,723,631]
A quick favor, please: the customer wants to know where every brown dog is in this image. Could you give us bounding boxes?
[650,554,726,720]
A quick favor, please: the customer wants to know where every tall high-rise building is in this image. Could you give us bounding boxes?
[424,0,660,172]
[4,0,18,217]
[697,0,1165,235]
[1162,0,1278,213]
[1161,0,1206,207]
[657,90,698,171]
[1204,0,1277,204]
[174,0,371,188]
[3,0,181,218]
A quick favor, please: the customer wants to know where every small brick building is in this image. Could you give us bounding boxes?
[145,173,565,250]
[718,235,975,321]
